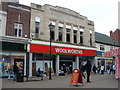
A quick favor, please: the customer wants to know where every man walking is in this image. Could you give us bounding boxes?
[80,63,86,79]
[85,59,92,83]
[13,63,19,81]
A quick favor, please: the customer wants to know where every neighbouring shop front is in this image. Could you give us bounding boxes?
[0,41,27,77]
[103,47,120,80]
[28,41,96,76]
[95,51,115,71]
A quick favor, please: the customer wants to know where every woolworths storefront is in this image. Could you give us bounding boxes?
[28,40,96,76]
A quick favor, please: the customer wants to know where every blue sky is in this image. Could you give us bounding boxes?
[19,0,119,36]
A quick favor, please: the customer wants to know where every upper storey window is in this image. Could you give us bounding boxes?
[90,30,92,46]
[35,17,40,38]
[66,25,71,43]
[100,45,105,51]
[80,28,84,45]
[14,23,23,37]
[50,21,56,40]
[58,23,63,42]
[73,27,78,43]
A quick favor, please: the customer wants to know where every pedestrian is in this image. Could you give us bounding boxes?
[100,65,104,75]
[92,65,97,74]
[84,59,92,83]
[13,63,19,81]
[106,64,110,74]
[36,68,44,80]
[80,63,86,79]
[8,65,13,80]
[109,64,113,74]
[97,65,101,74]
[113,64,116,74]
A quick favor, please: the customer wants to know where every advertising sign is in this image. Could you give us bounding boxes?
[30,44,96,56]
[70,69,83,86]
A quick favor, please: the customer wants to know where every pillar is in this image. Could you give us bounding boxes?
[24,53,27,75]
[95,57,98,67]
[75,56,79,69]
[56,55,59,75]
[29,53,33,77]
[55,21,58,41]
[104,59,107,71]
[115,56,120,80]
[70,24,74,43]
[63,23,66,42]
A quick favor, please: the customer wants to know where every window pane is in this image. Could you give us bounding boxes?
[100,45,104,50]
[14,29,17,36]
[74,35,77,43]
[80,36,83,44]
[80,31,83,35]
[19,29,21,37]
[66,34,70,42]
[14,23,18,28]
[35,27,39,33]
[14,23,23,37]
[19,24,22,29]
[35,22,39,27]
[59,32,62,41]
[51,25,55,31]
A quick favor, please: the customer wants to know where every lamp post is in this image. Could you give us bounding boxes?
[49,23,52,80]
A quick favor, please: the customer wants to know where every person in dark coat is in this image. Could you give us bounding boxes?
[80,63,86,79]
[13,63,19,81]
[36,68,44,80]
[92,65,97,74]
[84,59,92,82]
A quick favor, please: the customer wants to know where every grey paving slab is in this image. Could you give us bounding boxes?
[2,72,118,88]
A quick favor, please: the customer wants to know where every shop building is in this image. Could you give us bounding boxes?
[95,32,120,71]
[29,3,96,76]
[0,2,31,77]
[0,36,29,77]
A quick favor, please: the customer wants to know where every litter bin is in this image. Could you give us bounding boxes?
[16,73,23,82]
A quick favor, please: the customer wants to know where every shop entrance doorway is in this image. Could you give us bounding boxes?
[60,61,73,74]
[14,59,24,75]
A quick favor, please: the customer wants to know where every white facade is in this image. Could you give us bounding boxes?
[95,42,118,71]
[96,43,116,52]
[0,11,7,36]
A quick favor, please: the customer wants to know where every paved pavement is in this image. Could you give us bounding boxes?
[2,72,119,88]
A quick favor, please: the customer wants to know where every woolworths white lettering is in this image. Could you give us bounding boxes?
[55,48,83,54]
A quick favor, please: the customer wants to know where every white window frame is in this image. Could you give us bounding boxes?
[110,46,114,50]
[14,23,23,37]
[100,44,105,51]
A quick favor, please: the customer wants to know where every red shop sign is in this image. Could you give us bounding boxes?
[30,44,96,56]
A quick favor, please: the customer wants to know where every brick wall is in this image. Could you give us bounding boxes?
[5,2,31,38]
[110,29,120,42]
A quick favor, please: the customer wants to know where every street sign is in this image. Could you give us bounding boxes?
[70,69,83,86]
